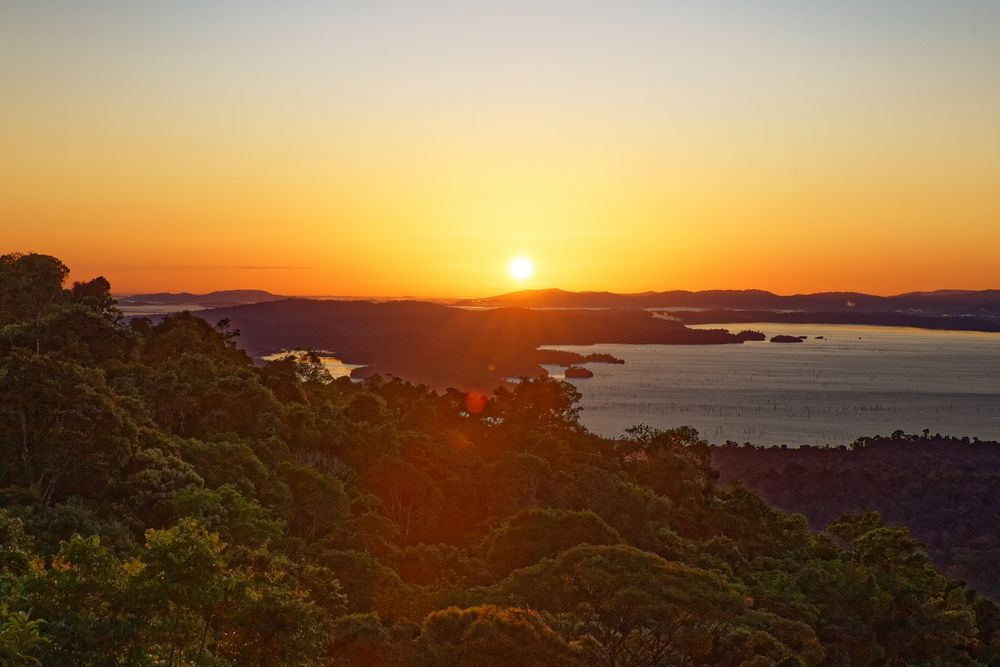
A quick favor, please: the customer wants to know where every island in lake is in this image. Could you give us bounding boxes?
[563,365,594,378]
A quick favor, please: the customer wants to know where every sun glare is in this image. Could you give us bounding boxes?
[508,257,533,281]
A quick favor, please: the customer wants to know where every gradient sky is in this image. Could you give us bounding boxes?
[2,1,999,296]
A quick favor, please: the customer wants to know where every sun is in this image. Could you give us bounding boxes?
[508,257,533,281]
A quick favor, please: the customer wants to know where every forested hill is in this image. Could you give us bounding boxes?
[711,434,1000,602]
[1,252,999,665]
[199,298,757,390]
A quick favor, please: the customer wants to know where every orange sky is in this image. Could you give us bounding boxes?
[2,2,999,297]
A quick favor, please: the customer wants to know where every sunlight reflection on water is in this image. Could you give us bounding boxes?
[260,350,366,379]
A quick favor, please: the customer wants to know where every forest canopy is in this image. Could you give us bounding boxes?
[712,433,1000,603]
[0,252,997,666]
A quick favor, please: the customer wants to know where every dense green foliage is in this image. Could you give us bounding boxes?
[712,433,1000,603]
[1,252,998,665]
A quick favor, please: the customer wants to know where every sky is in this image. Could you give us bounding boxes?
[2,1,999,297]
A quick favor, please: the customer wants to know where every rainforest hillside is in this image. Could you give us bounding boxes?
[712,434,1000,603]
[1,252,998,666]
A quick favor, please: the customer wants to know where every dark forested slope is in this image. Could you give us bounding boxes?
[712,434,1000,602]
[1,252,998,666]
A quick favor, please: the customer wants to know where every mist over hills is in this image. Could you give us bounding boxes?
[119,289,285,308]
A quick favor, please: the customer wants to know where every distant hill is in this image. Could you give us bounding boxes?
[459,287,1000,327]
[119,289,285,308]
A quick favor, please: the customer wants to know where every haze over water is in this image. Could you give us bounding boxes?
[544,323,1000,446]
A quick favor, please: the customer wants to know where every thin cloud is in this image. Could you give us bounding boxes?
[102,264,314,271]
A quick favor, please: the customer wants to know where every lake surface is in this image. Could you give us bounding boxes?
[261,350,366,379]
[542,323,1000,446]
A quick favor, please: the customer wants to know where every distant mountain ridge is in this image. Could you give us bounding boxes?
[120,289,284,307]
[119,286,1000,315]
[459,287,1000,316]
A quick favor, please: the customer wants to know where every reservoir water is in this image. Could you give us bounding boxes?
[542,323,1000,446]
[261,350,365,379]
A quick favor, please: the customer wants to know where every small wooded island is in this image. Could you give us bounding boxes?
[534,350,626,366]
[563,365,594,378]
[770,334,806,343]
[736,329,767,341]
